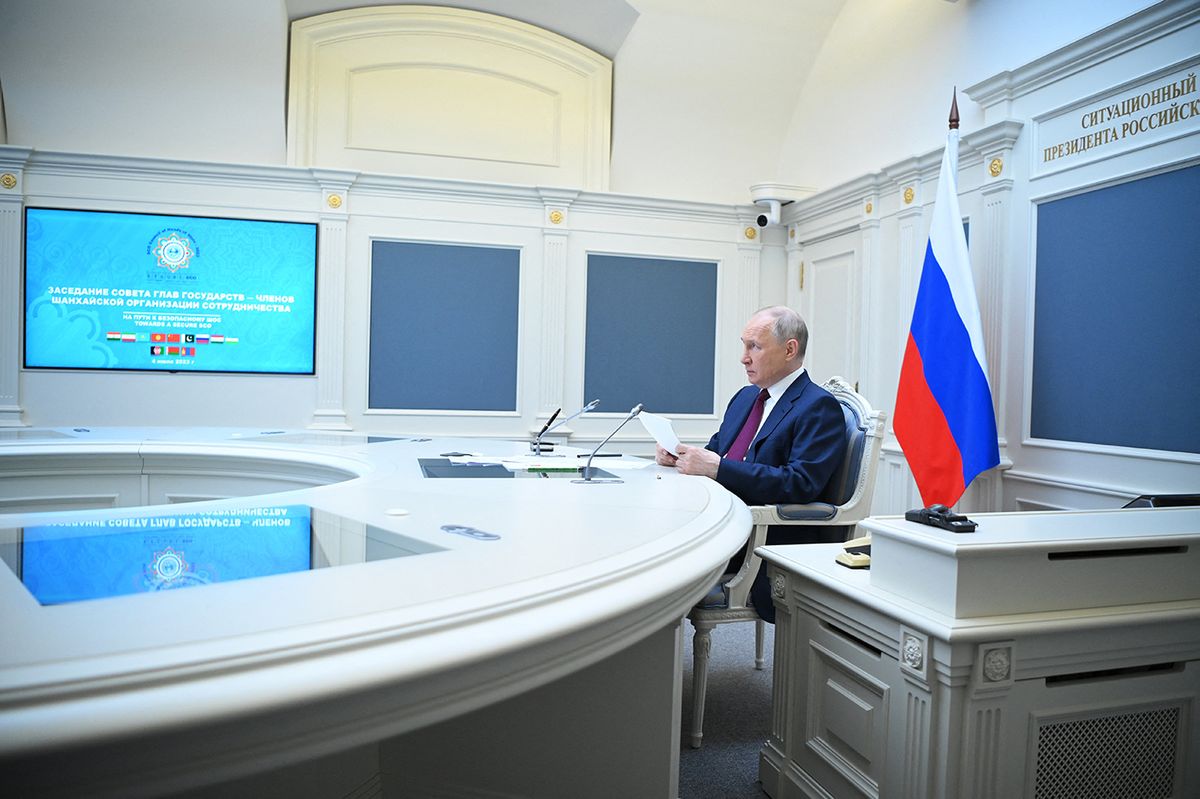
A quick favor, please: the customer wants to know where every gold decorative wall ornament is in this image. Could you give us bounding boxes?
[0,173,16,190]
[549,209,564,224]
[989,157,1003,177]
[789,227,795,238]
[903,187,914,204]
[326,194,343,209]
[744,226,757,240]
[865,201,873,214]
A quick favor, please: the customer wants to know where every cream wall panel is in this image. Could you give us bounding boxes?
[801,245,858,388]
[288,7,612,190]
[346,65,560,166]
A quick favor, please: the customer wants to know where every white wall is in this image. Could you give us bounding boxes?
[777,0,1159,193]
[0,0,289,165]
[608,0,842,202]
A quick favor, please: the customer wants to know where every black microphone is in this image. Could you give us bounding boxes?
[574,403,642,483]
[530,399,600,453]
[531,407,560,455]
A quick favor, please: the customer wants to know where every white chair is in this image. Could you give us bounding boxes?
[685,375,886,749]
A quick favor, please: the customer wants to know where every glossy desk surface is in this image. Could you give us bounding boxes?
[0,428,750,783]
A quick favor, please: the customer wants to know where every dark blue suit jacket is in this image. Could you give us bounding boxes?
[706,370,847,509]
[707,371,848,623]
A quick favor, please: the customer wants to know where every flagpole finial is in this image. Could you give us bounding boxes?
[949,88,960,131]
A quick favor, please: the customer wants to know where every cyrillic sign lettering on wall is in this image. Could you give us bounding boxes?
[1033,60,1199,176]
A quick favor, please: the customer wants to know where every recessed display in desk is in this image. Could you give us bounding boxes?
[237,432,407,446]
[0,505,443,605]
[417,458,616,480]
[0,429,74,441]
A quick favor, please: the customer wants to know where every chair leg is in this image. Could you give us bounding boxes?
[690,620,714,749]
[754,619,766,670]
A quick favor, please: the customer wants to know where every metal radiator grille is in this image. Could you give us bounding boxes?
[1034,706,1179,799]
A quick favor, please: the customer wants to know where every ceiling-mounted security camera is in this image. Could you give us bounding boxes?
[755,199,781,227]
[748,182,815,228]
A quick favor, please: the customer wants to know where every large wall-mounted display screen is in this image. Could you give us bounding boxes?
[24,208,318,374]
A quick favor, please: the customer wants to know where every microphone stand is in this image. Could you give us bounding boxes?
[574,404,642,484]
[531,408,560,456]
[532,399,600,454]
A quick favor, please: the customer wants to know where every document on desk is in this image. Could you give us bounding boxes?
[448,453,653,471]
[638,410,680,454]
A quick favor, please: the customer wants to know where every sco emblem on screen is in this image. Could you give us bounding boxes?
[149,229,197,273]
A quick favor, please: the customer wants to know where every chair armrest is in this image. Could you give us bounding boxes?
[751,502,841,525]
[721,520,771,609]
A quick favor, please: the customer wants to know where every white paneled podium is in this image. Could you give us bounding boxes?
[758,508,1200,799]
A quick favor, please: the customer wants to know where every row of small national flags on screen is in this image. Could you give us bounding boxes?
[106,331,239,356]
[106,332,240,344]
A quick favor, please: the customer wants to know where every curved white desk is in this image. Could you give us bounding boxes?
[0,428,751,798]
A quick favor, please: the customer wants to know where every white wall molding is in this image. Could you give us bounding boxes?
[1020,435,1200,466]
[1003,470,1145,504]
[788,120,1022,234]
[15,148,319,193]
[287,6,612,191]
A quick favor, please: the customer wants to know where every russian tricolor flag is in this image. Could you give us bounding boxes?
[894,126,999,508]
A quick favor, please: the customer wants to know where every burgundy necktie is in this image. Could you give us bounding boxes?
[724,388,769,461]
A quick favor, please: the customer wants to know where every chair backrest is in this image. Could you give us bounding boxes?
[717,377,885,612]
[814,376,886,523]
[822,396,867,507]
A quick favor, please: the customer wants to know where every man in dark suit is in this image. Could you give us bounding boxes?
[657,305,847,622]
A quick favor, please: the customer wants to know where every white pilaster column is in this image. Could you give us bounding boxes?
[886,168,927,512]
[731,221,764,393]
[978,172,1015,444]
[0,148,33,427]
[964,121,1021,511]
[736,221,763,322]
[858,191,881,401]
[534,189,578,427]
[309,169,357,430]
[784,225,803,313]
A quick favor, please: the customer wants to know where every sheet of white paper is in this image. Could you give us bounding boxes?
[638,411,680,453]
[500,454,575,470]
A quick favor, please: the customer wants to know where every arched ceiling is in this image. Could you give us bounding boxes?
[284,0,643,58]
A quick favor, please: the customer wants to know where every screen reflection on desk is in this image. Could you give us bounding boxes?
[0,505,443,605]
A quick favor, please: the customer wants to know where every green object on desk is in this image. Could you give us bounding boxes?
[528,466,581,473]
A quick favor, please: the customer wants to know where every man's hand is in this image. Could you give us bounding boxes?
[655,444,678,466]
[674,444,720,479]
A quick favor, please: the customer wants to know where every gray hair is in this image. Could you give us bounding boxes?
[757,305,808,360]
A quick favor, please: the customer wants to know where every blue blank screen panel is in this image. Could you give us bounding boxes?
[1032,163,1200,454]
[370,241,520,411]
[585,255,717,415]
